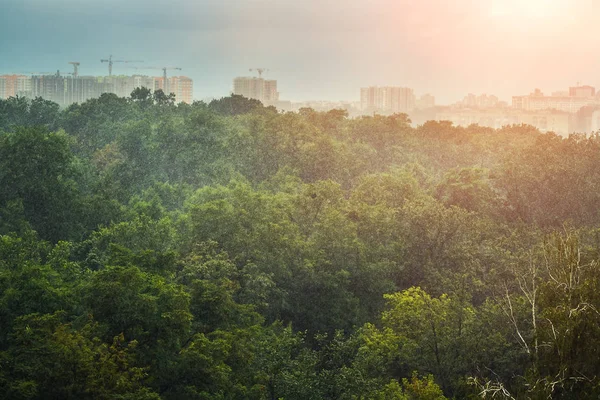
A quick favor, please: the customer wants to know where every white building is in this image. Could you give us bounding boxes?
[233,76,279,104]
[360,86,416,114]
[513,87,599,114]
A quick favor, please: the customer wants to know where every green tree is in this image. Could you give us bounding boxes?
[1,312,159,400]
[208,94,266,116]
[380,287,475,394]
[0,127,82,241]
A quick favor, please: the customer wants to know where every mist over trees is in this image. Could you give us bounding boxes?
[2,91,600,399]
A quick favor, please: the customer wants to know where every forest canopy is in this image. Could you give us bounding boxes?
[1,92,600,399]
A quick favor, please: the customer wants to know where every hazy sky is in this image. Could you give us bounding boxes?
[1,0,599,103]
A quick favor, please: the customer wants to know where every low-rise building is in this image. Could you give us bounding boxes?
[435,108,572,136]
[513,86,599,114]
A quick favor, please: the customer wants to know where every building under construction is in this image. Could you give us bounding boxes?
[232,68,280,106]
[0,73,193,106]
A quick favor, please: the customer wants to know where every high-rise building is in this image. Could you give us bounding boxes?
[30,74,67,105]
[360,86,416,114]
[168,76,194,104]
[233,76,279,104]
[463,93,477,107]
[0,78,6,99]
[262,80,279,102]
[65,76,113,104]
[152,76,193,103]
[360,87,377,111]
[234,77,263,101]
[456,93,499,109]
[108,75,134,98]
[0,75,31,99]
[0,73,193,105]
[133,75,156,93]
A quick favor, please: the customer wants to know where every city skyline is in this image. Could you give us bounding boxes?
[2,0,600,103]
[1,65,597,109]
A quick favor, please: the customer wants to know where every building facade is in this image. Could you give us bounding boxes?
[232,76,279,104]
[513,86,599,114]
[570,85,595,98]
[168,76,194,104]
[416,93,436,109]
[435,108,572,136]
[0,75,33,99]
[30,74,67,105]
[0,73,193,105]
[360,86,416,114]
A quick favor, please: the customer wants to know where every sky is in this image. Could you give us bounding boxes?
[1,0,600,104]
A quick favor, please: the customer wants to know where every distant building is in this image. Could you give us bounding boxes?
[108,75,135,98]
[0,75,32,99]
[572,105,600,133]
[435,108,572,136]
[30,74,67,105]
[155,76,194,103]
[291,100,358,114]
[463,93,477,107]
[262,79,279,103]
[268,100,292,112]
[133,75,156,94]
[360,87,378,111]
[478,94,499,108]
[513,86,598,114]
[569,85,595,98]
[0,73,193,105]
[234,77,262,100]
[169,76,193,104]
[591,109,600,132]
[360,86,416,114]
[454,93,500,109]
[233,76,279,104]
[416,93,436,110]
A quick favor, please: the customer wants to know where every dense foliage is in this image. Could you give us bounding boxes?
[1,91,600,399]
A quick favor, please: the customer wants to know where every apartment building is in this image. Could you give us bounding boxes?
[360,86,416,114]
[0,73,193,105]
[233,76,279,104]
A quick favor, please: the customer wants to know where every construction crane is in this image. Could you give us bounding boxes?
[68,62,80,78]
[100,55,143,76]
[249,68,268,78]
[134,66,182,94]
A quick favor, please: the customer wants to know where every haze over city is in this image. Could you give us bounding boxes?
[2,0,600,103]
[6,1,600,398]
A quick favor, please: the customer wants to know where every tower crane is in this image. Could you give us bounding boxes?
[134,66,182,94]
[249,68,268,78]
[100,55,144,76]
[68,62,80,78]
